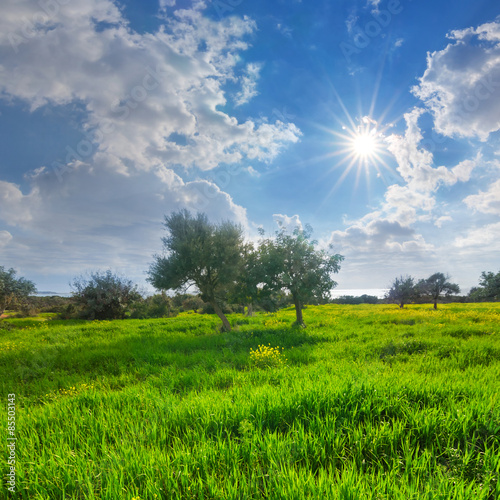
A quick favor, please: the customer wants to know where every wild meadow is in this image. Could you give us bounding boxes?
[1,303,499,499]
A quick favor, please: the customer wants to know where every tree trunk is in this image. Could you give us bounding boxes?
[293,294,305,326]
[433,301,438,310]
[399,302,404,309]
[211,301,231,331]
[246,303,253,317]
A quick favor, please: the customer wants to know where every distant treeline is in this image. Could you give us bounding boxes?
[7,285,493,321]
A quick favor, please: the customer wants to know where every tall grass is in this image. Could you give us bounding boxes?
[1,304,499,499]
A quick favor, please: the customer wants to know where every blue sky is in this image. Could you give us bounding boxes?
[1,0,499,294]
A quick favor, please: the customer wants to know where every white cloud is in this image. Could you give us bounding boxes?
[385,108,479,195]
[345,13,358,35]
[434,215,452,228]
[246,166,261,177]
[0,165,249,278]
[412,21,500,141]
[234,62,262,107]
[0,1,301,174]
[330,218,433,255]
[0,1,303,286]
[0,181,38,225]
[0,230,13,247]
[330,20,500,290]
[276,23,293,39]
[454,222,500,249]
[463,179,500,215]
[159,0,176,9]
[273,214,303,233]
[367,0,381,13]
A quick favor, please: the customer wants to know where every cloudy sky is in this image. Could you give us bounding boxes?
[1,0,499,294]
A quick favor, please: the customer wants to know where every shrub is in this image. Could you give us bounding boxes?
[130,294,174,319]
[71,270,141,320]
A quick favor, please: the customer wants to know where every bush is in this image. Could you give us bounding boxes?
[130,294,174,319]
[332,295,379,305]
[29,295,72,312]
[0,266,37,315]
[71,270,141,320]
[181,296,205,313]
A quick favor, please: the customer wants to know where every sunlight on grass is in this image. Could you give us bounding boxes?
[1,303,499,499]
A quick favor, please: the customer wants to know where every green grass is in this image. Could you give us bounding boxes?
[1,304,500,499]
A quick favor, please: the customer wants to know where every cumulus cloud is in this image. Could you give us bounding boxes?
[0,165,249,278]
[273,214,303,233]
[0,1,302,286]
[454,222,500,249]
[412,20,500,141]
[329,19,500,289]
[385,108,478,195]
[367,0,381,13]
[0,1,301,174]
[330,218,433,255]
[463,179,500,215]
[234,63,262,106]
[434,216,452,228]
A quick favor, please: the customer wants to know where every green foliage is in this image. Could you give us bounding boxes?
[1,303,499,499]
[0,266,37,315]
[181,295,205,312]
[418,272,460,309]
[386,275,417,308]
[129,293,174,319]
[148,210,244,330]
[259,225,343,325]
[231,242,267,313]
[27,295,75,314]
[71,270,141,320]
[469,270,500,302]
[333,294,380,305]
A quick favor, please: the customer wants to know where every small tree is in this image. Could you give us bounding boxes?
[147,210,244,331]
[386,275,417,308]
[182,296,205,313]
[418,272,460,309]
[71,270,141,320]
[259,225,343,326]
[231,243,266,316]
[469,270,500,302]
[0,266,37,316]
[130,293,172,319]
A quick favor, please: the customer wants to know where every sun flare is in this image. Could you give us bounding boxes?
[351,132,377,158]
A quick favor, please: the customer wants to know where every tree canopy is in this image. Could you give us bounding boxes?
[148,210,244,331]
[0,266,37,315]
[71,270,141,320]
[259,225,343,325]
[469,270,500,302]
[418,273,460,309]
[386,275,417,308]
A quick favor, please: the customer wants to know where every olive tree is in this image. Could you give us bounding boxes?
[386,275,417,309]
[147,210,244,331]
[0,266,37,316]
[231,242,266,316]
[418,272,460,309]
[259,225,343,326]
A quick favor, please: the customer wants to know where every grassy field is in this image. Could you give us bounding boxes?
[1,303,499,499]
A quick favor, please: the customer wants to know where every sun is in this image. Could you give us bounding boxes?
[351,131,378,158]
[311,113,396,203]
